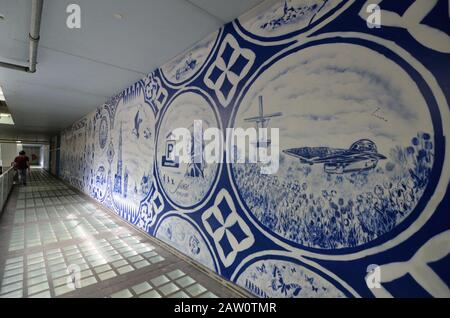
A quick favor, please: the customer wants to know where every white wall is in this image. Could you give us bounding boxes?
[1,143,21,168]
[40,145,49,170]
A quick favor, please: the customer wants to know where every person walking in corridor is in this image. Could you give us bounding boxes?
[14,150,30,186]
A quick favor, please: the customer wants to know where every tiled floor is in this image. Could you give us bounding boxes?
[0,169,246,298]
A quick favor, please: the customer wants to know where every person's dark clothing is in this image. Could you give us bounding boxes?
[14,155,29,170]
[14,155,29,185]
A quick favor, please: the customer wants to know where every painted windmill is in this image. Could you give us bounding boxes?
[244,95,282,148]
[185,123,207,178]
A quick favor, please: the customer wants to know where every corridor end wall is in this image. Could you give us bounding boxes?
[60,0,450,297]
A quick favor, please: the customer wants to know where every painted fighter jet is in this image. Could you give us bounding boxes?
[283,139,387,174]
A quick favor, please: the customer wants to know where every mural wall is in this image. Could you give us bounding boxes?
[60,0,450,298]
[23,146,40,166]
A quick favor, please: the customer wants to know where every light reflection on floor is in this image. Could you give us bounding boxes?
[0,170,241,298]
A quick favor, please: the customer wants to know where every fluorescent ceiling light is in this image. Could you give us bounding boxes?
[0,110,14,125]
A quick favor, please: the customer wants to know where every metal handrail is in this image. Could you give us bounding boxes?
[0,166,16,213]
[1,166,15,175]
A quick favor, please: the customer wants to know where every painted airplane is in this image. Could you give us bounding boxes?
[283,139,387,174]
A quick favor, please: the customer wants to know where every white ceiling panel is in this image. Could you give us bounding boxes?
[39,0,225,73]
[0,0,265,137]
[187,0,265,23]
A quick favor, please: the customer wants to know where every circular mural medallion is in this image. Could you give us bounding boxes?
[161,30,220,86]
[91,107,112,202]
[236,0,350,41]
[155,214,217,271]
[230,41,439,251]
[156,90,221,209]
[235,257,348,297]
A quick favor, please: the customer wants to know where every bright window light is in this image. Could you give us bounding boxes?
[0,86,5,101]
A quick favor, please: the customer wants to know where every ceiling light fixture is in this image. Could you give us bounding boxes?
[113,13,123,20]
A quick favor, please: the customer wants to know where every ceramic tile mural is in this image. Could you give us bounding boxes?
[60,0,450,297]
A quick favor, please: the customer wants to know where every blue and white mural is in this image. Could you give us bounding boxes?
[161,30,220,85]
[231,42,435,249]
[156,90,220,208]
[155,214,218,271]
[110,93,155,221]
[60,0,450,298]
[235,257,347,297]
[238,0,347,40]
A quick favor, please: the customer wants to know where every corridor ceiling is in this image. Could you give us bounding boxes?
[0,0,264,137]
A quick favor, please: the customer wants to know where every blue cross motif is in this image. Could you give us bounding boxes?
[153,195,162,210]
[143,72,167,112]
[221,43,234,66]
[138,182,164,232]
[205,34,255,107]
[151,189,164,214]
[217,222,249,259]
[206,213,222,233]
[202,189,254,267]
[219,234,234,259]
[217,196,233,221]
[227,222,248,245]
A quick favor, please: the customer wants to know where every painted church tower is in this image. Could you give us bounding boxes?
[114,122,123,194]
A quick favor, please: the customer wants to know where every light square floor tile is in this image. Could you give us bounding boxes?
[1,274,23,286]
[0,289,23,298]
[186,283,207,297]
[110,289,133,298]
[28,268,47,279]
[198,292,218,298]
[112,260,128,268]
[134,260,150,269]
[0,281,23,294]
[98,270,116,281]
[4,268,24,277]
[0,170,243,299]
[27,275,48,287]
[169,291,190,298]
[117,265,134,275]
[29,290,51,298]
[139,290,161,298]
[54,285,75,297]
[28,282,49,295]
[131,282,152,295]
[80,276,97,287]
[158,282,180,296]
[94,264,112,274]
[150,275,170,287]
[167,269,185,280]
[176,276,196,288]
